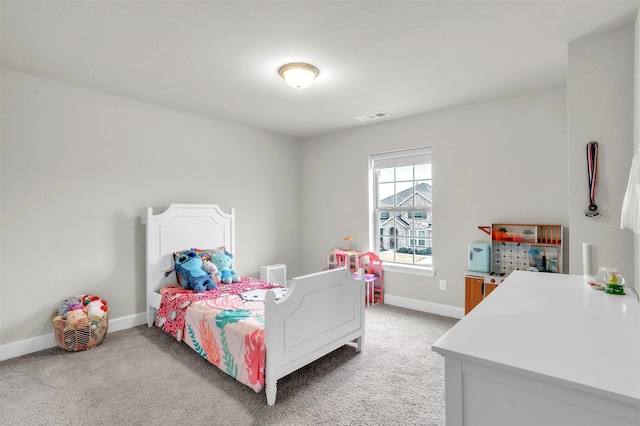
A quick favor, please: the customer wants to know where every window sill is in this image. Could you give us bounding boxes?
[383,263,435,277]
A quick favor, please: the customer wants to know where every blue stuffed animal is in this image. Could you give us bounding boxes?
[211,251,240,284]
[175,250,217,292]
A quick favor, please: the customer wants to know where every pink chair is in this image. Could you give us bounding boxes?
[334,249,348,268]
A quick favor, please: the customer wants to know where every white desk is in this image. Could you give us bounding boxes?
[432,271,640,426]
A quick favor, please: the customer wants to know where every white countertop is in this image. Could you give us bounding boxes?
[433,271,640,404]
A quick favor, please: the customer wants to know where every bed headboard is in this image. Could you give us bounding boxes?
[146,204,235,326]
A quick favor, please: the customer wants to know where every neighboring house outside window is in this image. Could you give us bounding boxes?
[370,147,433,276]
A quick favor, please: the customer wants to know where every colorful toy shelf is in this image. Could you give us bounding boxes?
[327,250,384,305]
[490,223,563,274]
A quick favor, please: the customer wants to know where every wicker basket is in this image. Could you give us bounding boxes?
[52,309,109,352]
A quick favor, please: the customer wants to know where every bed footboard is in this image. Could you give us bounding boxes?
[264,267,365,406]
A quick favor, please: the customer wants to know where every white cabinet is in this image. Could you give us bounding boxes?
[434,271,640,426]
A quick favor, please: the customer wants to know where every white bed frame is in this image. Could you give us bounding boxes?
[146,204,365,405]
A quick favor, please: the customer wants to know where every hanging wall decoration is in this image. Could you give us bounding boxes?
[585,141,601,218]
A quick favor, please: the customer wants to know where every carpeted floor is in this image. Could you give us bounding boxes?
[0,304,457,426]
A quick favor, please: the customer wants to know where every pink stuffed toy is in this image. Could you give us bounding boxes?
[65,309,88,329]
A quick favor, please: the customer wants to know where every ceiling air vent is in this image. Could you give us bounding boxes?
[355,111,389,122]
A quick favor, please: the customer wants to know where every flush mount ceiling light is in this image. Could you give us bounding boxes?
[278,62,319,89]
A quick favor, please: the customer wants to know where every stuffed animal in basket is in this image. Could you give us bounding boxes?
[175,250,217,292]
[86,296,108,318]
[65,308,88,329]
[210,251,240,284]
[57,297,82,318]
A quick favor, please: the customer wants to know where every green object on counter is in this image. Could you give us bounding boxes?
[604,272,625,295]
[605,284,625,295]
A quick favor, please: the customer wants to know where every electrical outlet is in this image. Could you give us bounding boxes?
[439,279,446,290]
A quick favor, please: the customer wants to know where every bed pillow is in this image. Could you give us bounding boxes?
[172,247,226,285]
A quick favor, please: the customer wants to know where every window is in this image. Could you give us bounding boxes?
[370,147,432,273]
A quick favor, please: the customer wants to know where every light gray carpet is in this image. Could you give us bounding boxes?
[0,304,457,426]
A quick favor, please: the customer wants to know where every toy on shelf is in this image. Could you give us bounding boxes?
[326,249,359,271]
[333,249,349,268]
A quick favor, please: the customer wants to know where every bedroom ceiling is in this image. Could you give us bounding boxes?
[1,1,639,139]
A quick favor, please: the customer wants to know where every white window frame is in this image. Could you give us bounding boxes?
[369,147,435,277]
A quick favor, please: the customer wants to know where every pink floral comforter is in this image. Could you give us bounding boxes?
[155,277,280,392]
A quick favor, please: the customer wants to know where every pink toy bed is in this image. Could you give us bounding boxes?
[146,204,365,405]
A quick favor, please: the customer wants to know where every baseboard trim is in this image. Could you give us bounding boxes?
[384,295,464,319]
[0,312,147,362]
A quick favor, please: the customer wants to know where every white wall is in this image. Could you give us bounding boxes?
[567,24,636,281]
[300,86,569,308]
[0,69,300,345]
[635,9,640,289]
